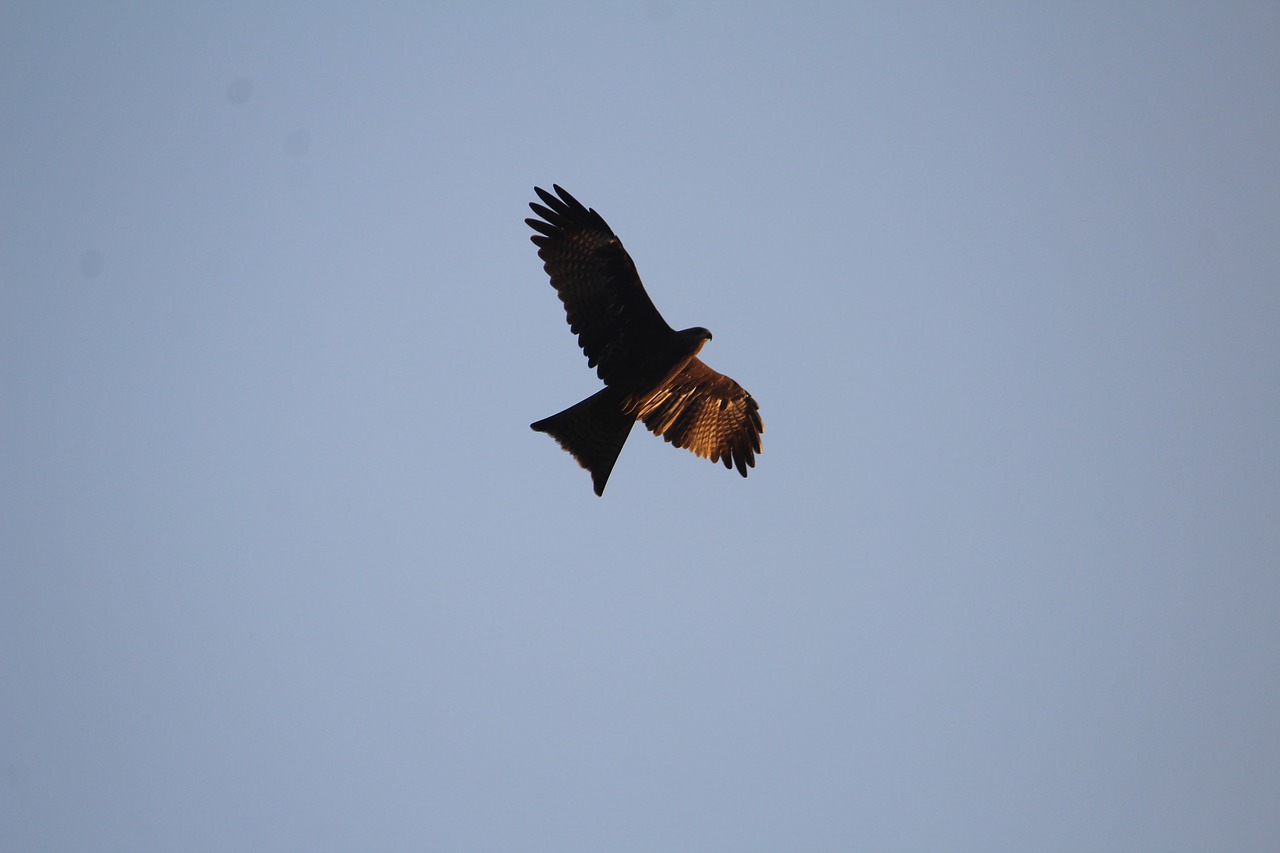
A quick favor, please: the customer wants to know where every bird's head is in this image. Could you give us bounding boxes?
[679,326,713,356]
[675,322,716,356]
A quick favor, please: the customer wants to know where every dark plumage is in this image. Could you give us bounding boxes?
[528,185,763,495]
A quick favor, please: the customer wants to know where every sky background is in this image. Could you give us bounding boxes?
[2,3,1278,851]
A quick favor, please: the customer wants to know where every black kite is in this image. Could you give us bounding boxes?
[527,185,763,495]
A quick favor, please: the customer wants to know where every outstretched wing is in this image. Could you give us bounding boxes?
[636,358,763,477]
[527,185,674,388]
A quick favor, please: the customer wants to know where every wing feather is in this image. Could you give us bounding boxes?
[526,185,673,387]
[636,359,763,477]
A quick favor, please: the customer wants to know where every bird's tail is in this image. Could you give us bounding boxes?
[531,388,635,496]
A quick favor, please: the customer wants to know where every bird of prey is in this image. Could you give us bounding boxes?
[527,185,763,496]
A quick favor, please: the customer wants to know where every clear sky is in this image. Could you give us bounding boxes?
[2,3,1278,851]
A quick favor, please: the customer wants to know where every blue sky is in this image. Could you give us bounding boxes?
[2,3,1278,850]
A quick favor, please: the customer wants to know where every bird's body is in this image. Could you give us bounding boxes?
[528,185,762,495]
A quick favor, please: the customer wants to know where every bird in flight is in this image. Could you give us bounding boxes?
[527,185,763,495]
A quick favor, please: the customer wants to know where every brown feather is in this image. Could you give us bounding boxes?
[636,359,762,477]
